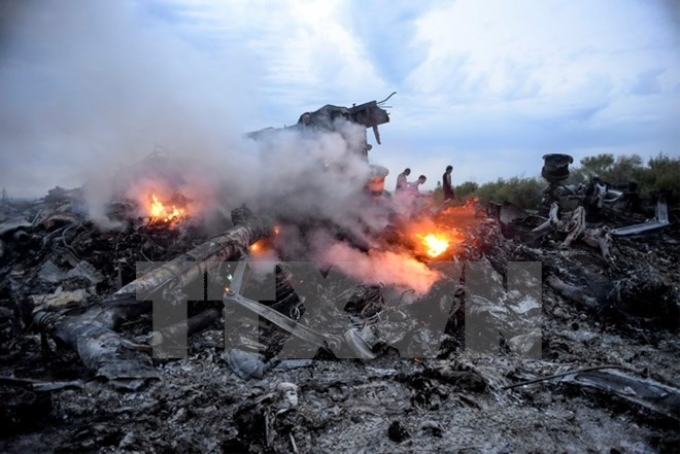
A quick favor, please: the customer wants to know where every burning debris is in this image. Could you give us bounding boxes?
[148,194,187,224]
[1,101,679,453]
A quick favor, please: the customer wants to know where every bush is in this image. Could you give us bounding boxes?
[432,181,480,203]
[473,177,544,209]
[569,152,679,200]
[637,153,680,198]
[569,153,639,184]
[455,181,479,199]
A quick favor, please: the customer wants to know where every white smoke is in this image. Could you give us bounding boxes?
[0,0,252,206]
[0,1,378,230]
[1,1,440,291]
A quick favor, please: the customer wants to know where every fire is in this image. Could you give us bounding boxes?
[166,205,184,222]
[416,233,450,258]
[249,227,283,255]
[148,194,186,223]
[249,238,277,256]
[405,200,477,258]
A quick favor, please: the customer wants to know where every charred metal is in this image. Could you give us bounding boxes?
[0,98,678,453]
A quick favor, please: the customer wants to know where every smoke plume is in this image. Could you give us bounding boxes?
[0,1,376,228]
[0,1,441,292]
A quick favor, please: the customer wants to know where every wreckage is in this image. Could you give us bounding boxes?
[1,99,679,452]
[247,93,395,197]
[247,92,394,153]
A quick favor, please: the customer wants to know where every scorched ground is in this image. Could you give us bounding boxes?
[0,186,678,454]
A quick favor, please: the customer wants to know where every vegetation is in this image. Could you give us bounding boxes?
[455,181,479,199]
[471,177,544,208]
[431,153,679,210]
[570,153,680,197]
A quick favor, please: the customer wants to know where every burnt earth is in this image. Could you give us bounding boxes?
[0,198,679,453]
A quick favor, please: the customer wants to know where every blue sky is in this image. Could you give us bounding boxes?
[1,0,679,196]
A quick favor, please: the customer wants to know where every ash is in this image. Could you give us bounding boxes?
[0,188,678,454]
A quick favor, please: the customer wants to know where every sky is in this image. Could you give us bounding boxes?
[1,0,679,198]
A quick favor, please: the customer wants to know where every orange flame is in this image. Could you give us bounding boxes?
[148,194,186,223]
[416,233,450,258]
[406,201,477,258]
[150,195,164,219]
[249,241,262,253]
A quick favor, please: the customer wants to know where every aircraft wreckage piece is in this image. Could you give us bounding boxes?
[223,261,376,360]
[532,202,612,261]
[246,92,394,157]
[611,197,670,236]
[111,212,274,303]
[506,366,680,421]
[32,211,275,386]
[149,308,222,349]
[565,368,680,421]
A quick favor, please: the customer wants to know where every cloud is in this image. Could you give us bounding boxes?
[378,0,680,187]
[630,69,666,96]
[161,0,391,115]
[1,0,678,201]
[341,1,430,87]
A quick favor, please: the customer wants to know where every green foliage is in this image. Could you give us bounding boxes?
[431,181,479,204]
[580,153,616,176]
[569,153,645,184]
[610,154,644,182]
[455,181,479,199]
[636,153,680,197]
[570,152,678,198]
[468,177,544,209]
[444,178,536,208]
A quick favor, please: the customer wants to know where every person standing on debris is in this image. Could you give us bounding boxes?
[396,168,411,193]
[442,165,454,201]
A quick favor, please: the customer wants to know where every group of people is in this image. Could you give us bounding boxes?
[395,165,455,201]
[395,168,426,195]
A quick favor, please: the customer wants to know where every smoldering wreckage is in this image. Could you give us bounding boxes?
[1,95,679,454]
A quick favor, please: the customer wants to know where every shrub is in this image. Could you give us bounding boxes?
[470,176,544,209]
[570,152,679,199]
[455,181,479,199]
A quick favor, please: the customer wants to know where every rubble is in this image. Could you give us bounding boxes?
[26,210,274,387]
[0,143,678,451]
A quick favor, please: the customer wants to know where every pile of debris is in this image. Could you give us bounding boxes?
[1,166,678,453]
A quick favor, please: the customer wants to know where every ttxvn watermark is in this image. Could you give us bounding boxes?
[144,260,542,360]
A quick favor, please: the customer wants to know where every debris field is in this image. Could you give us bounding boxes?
[0,181,678,454]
